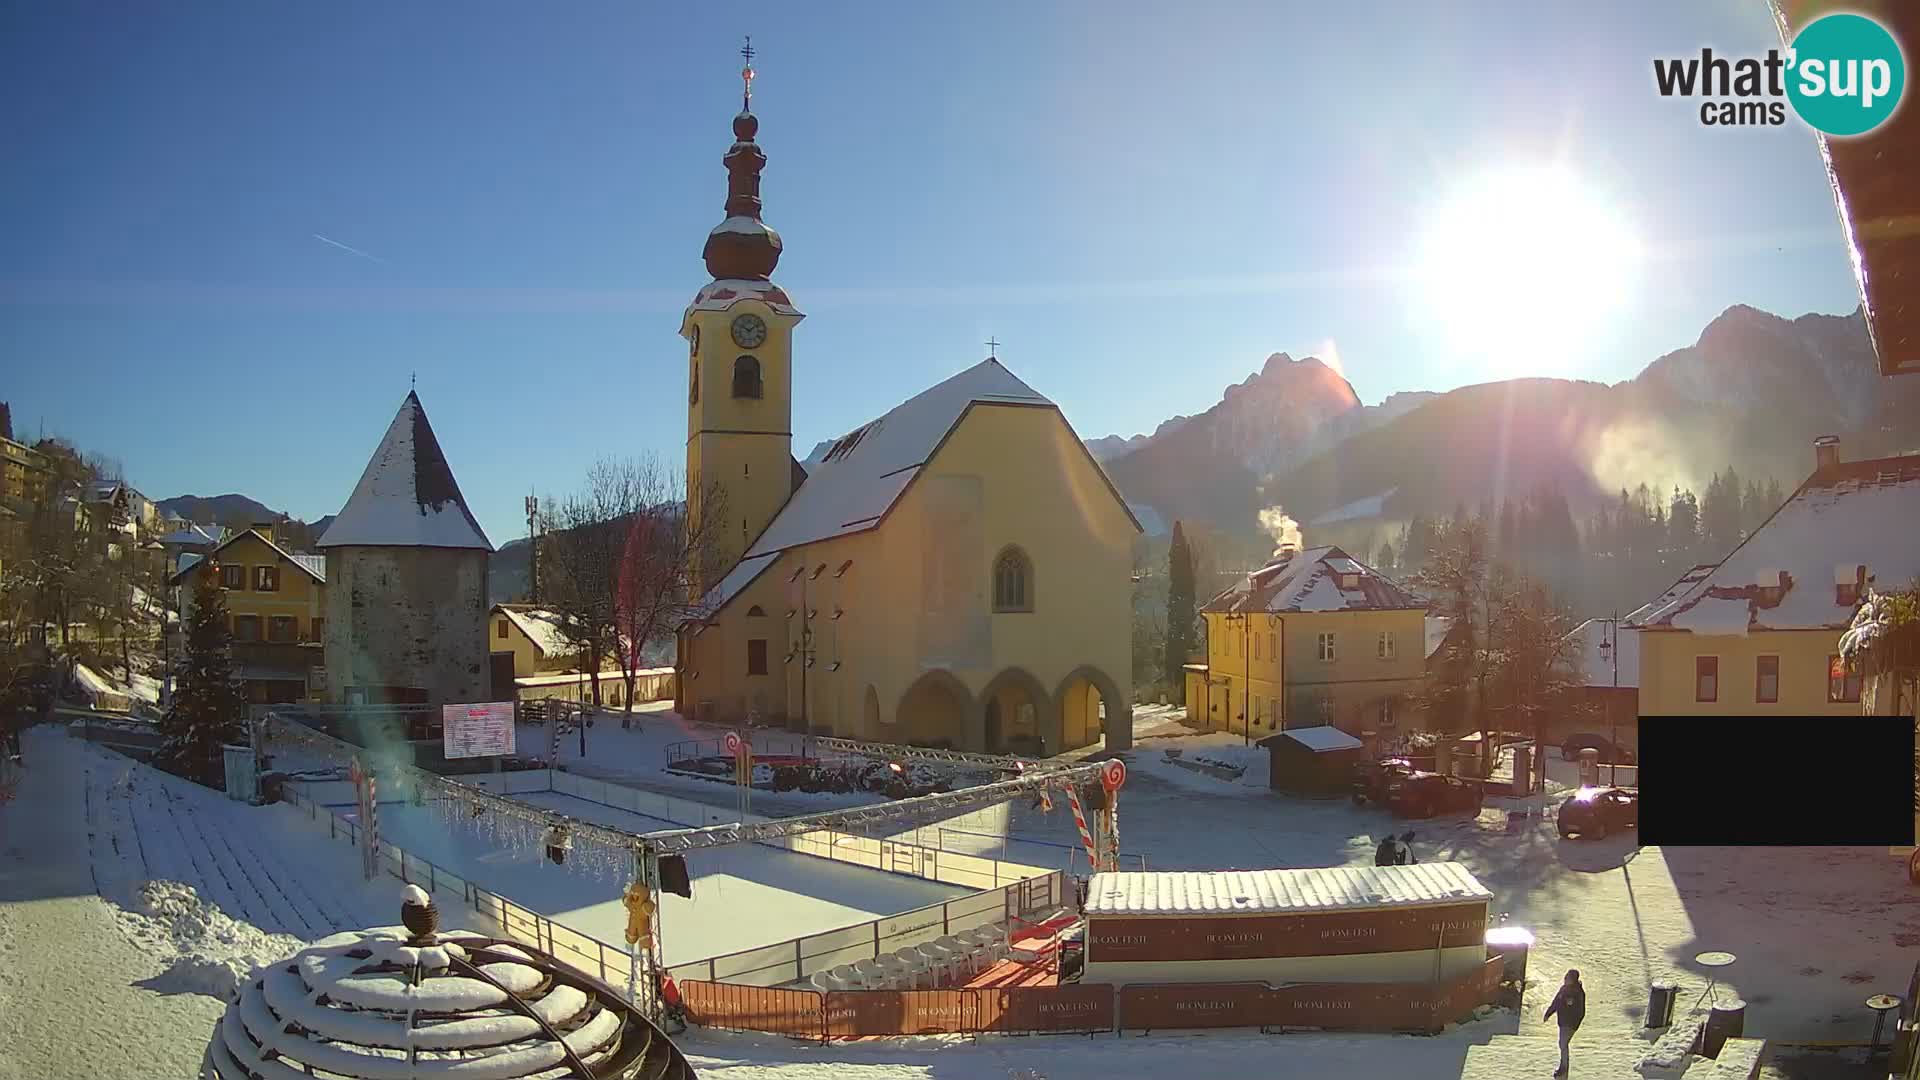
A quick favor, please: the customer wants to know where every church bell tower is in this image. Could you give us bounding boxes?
[682,38,803,585]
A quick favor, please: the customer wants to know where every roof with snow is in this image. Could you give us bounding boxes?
[158,522,223,548]
[1201,545,1426,615]
[1424,615,1453,660]
[701,359,1141,612]
[170,530,326,585]
[685,277,801,317]
[1085,862,1493,917]
[317,392,493,551]
[1568,618,1639,688]
[493,605,580,659]
[1263,724,1364,753]
[1626,455,1920,635]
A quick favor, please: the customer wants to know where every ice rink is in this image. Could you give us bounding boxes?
[339,789,968,967]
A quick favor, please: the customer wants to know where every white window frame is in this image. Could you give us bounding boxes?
[1377,630,1396,660]
[1317,632,1336,663]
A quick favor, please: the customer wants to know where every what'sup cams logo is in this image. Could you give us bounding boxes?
[1655,12,1906,136]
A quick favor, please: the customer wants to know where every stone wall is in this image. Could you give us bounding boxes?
[323,547,489,706]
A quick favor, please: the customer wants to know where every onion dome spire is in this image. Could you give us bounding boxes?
[703,35,784,282]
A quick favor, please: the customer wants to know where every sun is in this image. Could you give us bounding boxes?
[1414,163,1643,376]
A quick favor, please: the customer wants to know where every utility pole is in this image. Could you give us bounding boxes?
[788,564,817,759]
[525,495,539,604]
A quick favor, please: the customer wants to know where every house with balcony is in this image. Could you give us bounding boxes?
[1625,437,1920,717]
[1185,545,1428,739]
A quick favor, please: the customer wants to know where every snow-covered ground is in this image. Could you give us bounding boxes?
[3,717,1902,1079]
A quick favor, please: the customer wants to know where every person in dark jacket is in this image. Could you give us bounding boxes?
[1375,835,1399,866]
[1542,968,1585,1077]
[1398,830,1417,864]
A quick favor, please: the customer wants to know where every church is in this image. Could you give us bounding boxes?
[674,53,1138,755]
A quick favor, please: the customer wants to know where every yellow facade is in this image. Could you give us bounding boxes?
[1192,608,1428,736]
[487,607,578,677]
[1635,627,1860,716]
[177,529,327,702]
[681,297,803,590]
[681,402,1136,754]
[1,437,48,506]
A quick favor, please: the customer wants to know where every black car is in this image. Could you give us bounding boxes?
[1352,757,1416,805]
[1385,772,1485,818]
[1558,786,1638,839]
[1561,733,1635,764]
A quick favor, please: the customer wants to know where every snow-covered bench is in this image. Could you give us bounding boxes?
[1637,1015,1705,1077]
[1679,1037,1767,1080]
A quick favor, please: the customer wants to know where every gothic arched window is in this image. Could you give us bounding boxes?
[992,546,1033,613]
[732,355,763,399]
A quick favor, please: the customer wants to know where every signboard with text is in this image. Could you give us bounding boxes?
[442,702,516,759]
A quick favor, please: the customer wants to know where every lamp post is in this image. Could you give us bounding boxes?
[786,564,817,760]
[525,495,539,604]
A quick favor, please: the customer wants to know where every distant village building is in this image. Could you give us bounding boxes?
[674,64,1138,753]
[318,391,493,707]
[485,603,675,708]
[172,526,328,704]
[1188,545,1428,738]
[1625,437,1920,716]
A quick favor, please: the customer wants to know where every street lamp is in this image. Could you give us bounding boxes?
[1596,611,1621,787]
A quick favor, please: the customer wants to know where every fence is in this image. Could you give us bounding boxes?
[681,953,1508,1039]
[666,871,1066,987]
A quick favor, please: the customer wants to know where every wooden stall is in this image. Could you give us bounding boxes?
[1081,862,1493,987]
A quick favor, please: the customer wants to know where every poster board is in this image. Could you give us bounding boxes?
[443,702,516,759]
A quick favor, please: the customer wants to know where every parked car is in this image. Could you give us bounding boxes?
[1385,772,1485,818]
[1352,757,1416,805]
[1561,732,1635,764]
[1558,786,1638,839]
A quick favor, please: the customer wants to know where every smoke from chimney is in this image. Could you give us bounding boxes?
[1258,505,1304,558]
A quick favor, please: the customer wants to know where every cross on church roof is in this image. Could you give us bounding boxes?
[985,337,1000,359]
[740,36,755,110]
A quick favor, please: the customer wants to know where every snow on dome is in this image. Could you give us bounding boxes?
[317,392,493,552]
[685,278,800,317]
[203,889,690,1080]
[709,215,779,239]
[401,884,430,907]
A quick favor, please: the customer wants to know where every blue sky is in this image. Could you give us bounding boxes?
[0,1,1865,545]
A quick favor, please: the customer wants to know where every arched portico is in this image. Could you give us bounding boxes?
[978,667,1052,756]
[1053,665,1128,753]
[895,670,974,749]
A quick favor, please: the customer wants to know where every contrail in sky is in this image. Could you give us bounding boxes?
[313,233,386,263]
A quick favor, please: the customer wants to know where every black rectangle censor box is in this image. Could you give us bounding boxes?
[1637,715,1916,847]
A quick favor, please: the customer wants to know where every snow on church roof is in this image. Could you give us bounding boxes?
[318,392,493,551]
[1628,455,1920,635]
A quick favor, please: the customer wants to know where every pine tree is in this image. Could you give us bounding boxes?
[1668,486,1699,556]
[156,560,246,787]
[1164,521,1196,701]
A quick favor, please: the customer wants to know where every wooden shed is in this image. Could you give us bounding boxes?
[1259,724,1364,797]
[1081,862,1494,987]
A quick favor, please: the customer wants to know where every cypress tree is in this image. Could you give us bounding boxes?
[156,560,247,787]
[1165,521,1196,701]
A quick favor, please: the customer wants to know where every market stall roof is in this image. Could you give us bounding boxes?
[1258,725,1363,753]
[1086,861,1493,918]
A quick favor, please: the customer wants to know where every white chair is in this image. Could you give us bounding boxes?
[891,949,930,988]
[915,943,956,985]
[829,964,861,990]
[810,971,835,993]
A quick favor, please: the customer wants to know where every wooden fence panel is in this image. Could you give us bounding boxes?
[683,981,824,1039]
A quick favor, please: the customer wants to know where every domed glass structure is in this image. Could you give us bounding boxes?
[202,887,692,1079]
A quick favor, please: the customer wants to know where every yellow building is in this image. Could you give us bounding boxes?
[1,436,48,506]
[173,526,327,703]
[1186,546,1428,739]
[1626,438,1920,717]
[674,72,1139,754]
[489,604,584,677]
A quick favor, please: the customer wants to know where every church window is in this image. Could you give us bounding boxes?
[992,546,1033,613]
[747,605,766,617]
[747,639,768,676]
[689,355,699,405]
[732,355,763,399]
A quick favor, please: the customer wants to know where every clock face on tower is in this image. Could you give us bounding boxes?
[730,313,768,349]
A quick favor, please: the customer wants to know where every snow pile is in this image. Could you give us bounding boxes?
[1128,737,1272,792]
[110,880,304,1001]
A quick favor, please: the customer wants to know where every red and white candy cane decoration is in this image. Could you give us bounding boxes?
[1065,783,1100,871]
[1100,760,1127,873]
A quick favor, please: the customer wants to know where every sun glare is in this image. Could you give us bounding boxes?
[1416,164,1642,376]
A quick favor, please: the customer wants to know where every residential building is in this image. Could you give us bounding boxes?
[489,604,582,678]
[1626,437,1920,716]
[674,74,1138,754]
[0,436,48,506]
[1186,546,1428,739]
[1566,617,1640,745]
[318,391,493,708]
[172,527,329,704]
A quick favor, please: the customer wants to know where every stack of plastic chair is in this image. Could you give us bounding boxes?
[828,963,861,990]
[891,948,930,988]
[915,941,956,986]
[852,957,887,988]
[809,970,835,993]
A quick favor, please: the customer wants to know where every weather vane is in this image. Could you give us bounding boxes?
[740,36,756,110]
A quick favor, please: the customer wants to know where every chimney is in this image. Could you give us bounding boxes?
[1814,435,1840,471]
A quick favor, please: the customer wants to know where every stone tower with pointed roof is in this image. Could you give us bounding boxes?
[318,391,494,707]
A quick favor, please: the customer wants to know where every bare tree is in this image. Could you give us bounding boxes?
[609,459,727,726]
[542,457,729,726]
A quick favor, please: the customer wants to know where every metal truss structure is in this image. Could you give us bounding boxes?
[638,761,1108,853]
[809,736,1069,773]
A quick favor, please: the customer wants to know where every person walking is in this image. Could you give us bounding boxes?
[1542,968,1585,1077]
[1375,833,1400,866]
[1398,830,1418,864]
